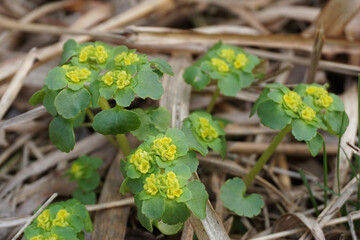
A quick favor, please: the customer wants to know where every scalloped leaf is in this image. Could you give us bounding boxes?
[162,200,190,225]
[291,119,317,141]
[324,110,349,136]
[306,133,323,157]
[220,177,264,217]
[114,87,135,107]
[93,108,140,135]
[150,58,174,75]
[54,88,91,119]
[183,66,210,90]
[141,194,165,220]
[49,117,75,153]
[217,73,240,97]
[185,180,208,219]
[45,67,67,90]
[60,39,78,65]
[134,70,164,100]
[257,100,291,130]
[72,188,96,205]
[29,89,46,106]
[155,221,183,235]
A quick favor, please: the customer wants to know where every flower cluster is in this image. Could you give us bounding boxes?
[183,42,262,97]
[182,111,226,158]
[143,171,183,199]
[30,39,173,153]
[120,128,208,234]
[65,156,102,204]
[24,199,93,240]
[251,83,348,155]
[305,86,333,108]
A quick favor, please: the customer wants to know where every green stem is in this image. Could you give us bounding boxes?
[299,169,319,216]
[323,141,328,208]
[336,112,346,194]
[98,97,131,156]
[244,124,292,187]
[206,86,220,113]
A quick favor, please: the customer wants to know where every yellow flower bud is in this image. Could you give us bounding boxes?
[301,106,316,122]
[315,94,333,108]
[233,53,248,69]
[47,234,59,240]
[283,91,302,112]
[211,58,229,72]
[70,163,83,178]
[152,137,177,161]
[198,117,218,141]
[30,235,45,240]
[101,72,114,86]
[116,71,131,89]
[144,182,158,195]
[79,45,95,63]
[37,209,51,231]
[219,49,235,62]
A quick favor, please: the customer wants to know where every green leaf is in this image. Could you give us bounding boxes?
[183,66,210,90]
[72,188,96,204]
[114,87,135,107]
[67,214,84,232]
[243,54,260,73]
[126,164,141,179]
[166,164,191,186]
[176,187,192,203]
[43,90,58,116]
[150,58,174,75]
[267,90,283,104]
[149,107,171,132]
[176,151,199,173]
[250,88,270,117]
[162,200,190,225]
[127,177,144,194]
[220,177,264,217]
[328,94,344,111]
[324,110,349,136]
[73,111,86,128]
[49,117,75,152]
[181,123,208,156]
[135,197,153,232]
[60,39,78,65]
[155,221,183,235]
[93,108,140,135]
[134,70,164,100]
[99,85,117,99]
[186,180,208,219]
[306,133,323,157]
[24,225,44,239]
[142,194,165,220]
[52,226,78,240]
[217,73,240,97]
[166,128,188,157]
[55,88,91,119]
[78,171,100,191]
[291,119,317,141]
[45,67,67,90]
[238,71,254,89]
[29,89,46,105]
[257,100,291,130]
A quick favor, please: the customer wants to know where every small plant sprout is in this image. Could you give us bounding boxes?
[120,128,208,234]
[183,42,262,113]
[29,39,173,154]
[182,111,227,159]
[24,199,92,240]
[65,156,102,204]
[245,83,349,187]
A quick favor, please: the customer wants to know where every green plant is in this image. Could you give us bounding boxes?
[29,39,173,153]
[246,83,349,187]
[65,156,102,204]
[183,42,261,98]
[182,111,227,159]
[24,199,92,240]
[120,128,208,234]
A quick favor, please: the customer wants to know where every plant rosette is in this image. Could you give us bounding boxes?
[65,156,102,204]
[134,169,208,234]
[183,42,261,96]
[251,83,349,156]
[182,111,227,158]
[24,199,93,240]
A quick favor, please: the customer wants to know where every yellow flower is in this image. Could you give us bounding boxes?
[306,86,327,97]
[52,209,70,227]
[47,234,58,240]
[139,161,150,174]
[211,58,229,73]
[71,163,83,178]
[233,53,248,69]
[167,171,176,180]
[37,209,51,231]
[101,72,114,86]
[315,94,333,108]
[219,49,235,62]
[152,137,177,161]
[30,235,45,240]
[56,209,70,219]
[144,174,158,195]
[95,45,109,64]
[115,52,139,66]
[79,45,95,63]
[283,91,302,112]
[65,67,91,83]
[116,71,131,89]
[198,117,218,141]
[301,106,316,122]
[79,45,108,64]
